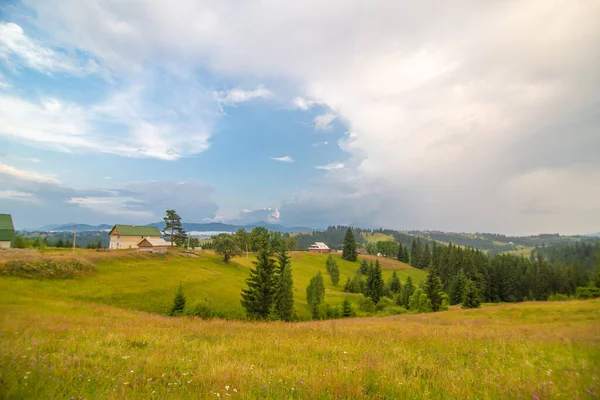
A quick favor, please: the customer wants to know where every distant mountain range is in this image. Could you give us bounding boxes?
[36,221,315,234]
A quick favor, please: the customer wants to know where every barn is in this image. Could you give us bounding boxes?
[108,224,161,250]
[137,237,169,253]
[308,242,330,253]
[0,214,15,249]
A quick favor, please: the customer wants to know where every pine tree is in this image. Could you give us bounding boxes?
[306,272,326,319]
[342,228,358,261]
[163,209,186,247]
[421,243,431,269]
[343,277,353,292]
[365,260,384,304]
[400,276,415,307]
[274,247,295,321]
[389,271,401,293]
[170,283,186,315]
[359,259,370,275]
[410,239,420,267]
[241,232,278,319]
[449,269,467,305]
[326,254,335,274]
[424,268,445,312]
[329,259,340,286]
[342,298,354,317]
[397,244,404,261]
[462,279,481,308]
[402,244,410,263]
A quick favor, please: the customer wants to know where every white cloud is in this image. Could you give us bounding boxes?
[0,22,97,75]
[0,154,41,163]
[67,196,154,219]
[0,162,60,183]
[271,156,294,163]
[234,207,280,224]
[313,113,336,131]
[214,85,273,106]
[0,190,38,203]
[316,163,344,171]
[292,96,317,110]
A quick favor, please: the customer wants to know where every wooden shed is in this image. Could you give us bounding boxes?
[137,237,169,253]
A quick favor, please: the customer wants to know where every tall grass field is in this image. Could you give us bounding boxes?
[0,249,598,398]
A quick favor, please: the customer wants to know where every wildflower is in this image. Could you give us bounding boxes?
[124,382,129,385]
[250,365,255,370]
[130,370,134,374]
[187,380,192,384]
[225,385,230,391]
[122,356,130,360]
[233,389,238,393]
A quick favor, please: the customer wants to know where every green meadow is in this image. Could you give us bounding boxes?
[0,249,598,399]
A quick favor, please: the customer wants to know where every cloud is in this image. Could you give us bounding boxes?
[214,85,273,106]
[271,156,294,163]
[12,0,600,233]
[234,207,281,224]
[0,162,60,183]
[0,190,38,203]
[316,163,344,171]
[0,22,97,75]
[0,154,41,163]
[313,113,336,131]
[292,96,317,110]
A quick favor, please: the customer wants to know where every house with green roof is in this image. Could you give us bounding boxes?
[108,224,161,250]
[0,214,15,249]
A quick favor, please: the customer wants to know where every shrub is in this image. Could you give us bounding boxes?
[382,306,408,316]
[547,293,569,301]
[186,297,214,319]
[0,259,96,279]
[575,285,600,299]
[375,297,395,311]
[357,295,376,313]
[341,298,355,317]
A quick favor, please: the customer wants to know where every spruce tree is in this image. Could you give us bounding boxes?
[462,279,481,308]
[397,244,404,261]
[241,232,278,319]
[410,239,420,267]
[400,276,415,307]
[365,260,384,304]
[359,259,370,275]
[342,228,358,261]
[306,272,326,319]
[343,277,353,292]
[389,271,401,293]
[342,298,354,317]
[421,243,431,269]
[170,283,186,315]
[274,247,295,321]
[424,268,445,312]
[449,269,467,305]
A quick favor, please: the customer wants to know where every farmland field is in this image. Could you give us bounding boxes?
[0,249,598,399]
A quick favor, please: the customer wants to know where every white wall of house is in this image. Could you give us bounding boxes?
[0,241,11,249]
[109,235,158,249]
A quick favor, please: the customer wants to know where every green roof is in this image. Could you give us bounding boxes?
[110,224,161,237]
[0,214,15,241]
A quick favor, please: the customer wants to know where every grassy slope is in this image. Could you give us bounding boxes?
[361,232,395,243]
[0,292,598,399]
[0,249,426,319]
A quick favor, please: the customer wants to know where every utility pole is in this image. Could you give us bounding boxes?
[72,224,77,252]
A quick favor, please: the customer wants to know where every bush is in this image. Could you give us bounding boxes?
[575,285,600,299]
[357,295,376,313]
[375,297,395,311]
[186,297,214,319]
[382,306,407,316]
[0,259,96,279]
[547,293,569,301]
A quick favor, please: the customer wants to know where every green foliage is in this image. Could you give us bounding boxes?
[306,272,326,319]
[461,279,481,309]
[170,283,186,316]
[382,305,408,316]
[163,209,186,246]
[341,297,354,317]
[185,297,214,319]
[547,293,569,301]
[375,296,395,311]
[389,271,401,293]
[408,288,432,313]
[575,284,600,299]
[241,230,278,319]
[357,295,376,313]
[274,247,295,321]
[449,269,467,305]
[424,268,445,312]
[376,241,399,258]
[399,276,415,307]
[11,235,32,249]
[213,233,242,263]
[342,228,358,261]
[1,259,95,279]
[365,260,384,304]
[326,255,340,286]
[359,259,369,275]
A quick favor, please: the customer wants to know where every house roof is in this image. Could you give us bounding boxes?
[109,224,161,237]
[138,237,169,247]
[0,214,15,241]
[309,242,330,250]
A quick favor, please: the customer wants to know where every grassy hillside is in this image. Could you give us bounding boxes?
[0,249,426,319]
[361,232,395,243]
[0,291,598,399]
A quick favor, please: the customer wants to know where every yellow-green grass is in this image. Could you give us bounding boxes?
[505,246,534,257]
[361,232,395,243]
[0,249,426,319]
[0,293,598,399]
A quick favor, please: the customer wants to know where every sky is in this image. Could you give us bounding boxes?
[0,0,599,235]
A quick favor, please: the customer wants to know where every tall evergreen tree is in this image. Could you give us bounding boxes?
[424,268,445,312]
[462,279,481,308]
[163,209,186,247]
[421,243,431,269]
[448,269,467,305]
[400,276,416,307]
[274,247,295,321]
[241,231,277,319]
[342,228,358,261]
[389,271,401,293]
[329,258,340,286]
[359,259,370,275]
[397,244,404,262]
[402,244,410,263]
[410,238,421,268]
[365,260,384,304]
[306,272,326,319]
